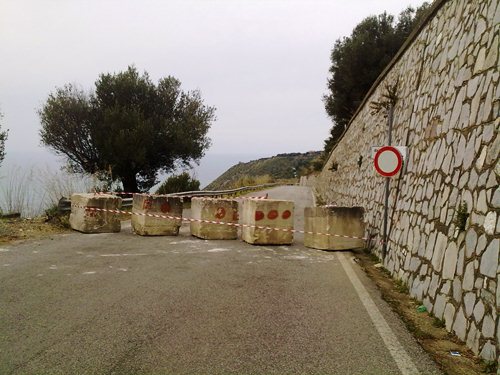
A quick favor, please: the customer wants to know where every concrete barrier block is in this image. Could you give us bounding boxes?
[241,199,294,245]
[132,194,183,236]
[70,193,122,233]
[304,206,365,250]
[190,198,238,240]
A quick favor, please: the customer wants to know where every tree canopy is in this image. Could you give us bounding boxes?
[323,4,429,153]
[39,66,215,192]
[0,110,7,166]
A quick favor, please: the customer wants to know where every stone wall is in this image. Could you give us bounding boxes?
[313,0,499,362]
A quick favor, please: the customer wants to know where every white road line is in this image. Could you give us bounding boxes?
[336,252,420,375]
[99,253,147,257]
[207,248,230,252]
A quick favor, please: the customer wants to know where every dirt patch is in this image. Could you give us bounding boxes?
[0,211,135,245]
[0,216,72,244]
[353,249,496,375]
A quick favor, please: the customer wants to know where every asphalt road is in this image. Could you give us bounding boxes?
[0,186,441,374]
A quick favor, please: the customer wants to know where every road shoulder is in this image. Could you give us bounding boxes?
[353,249,495,375]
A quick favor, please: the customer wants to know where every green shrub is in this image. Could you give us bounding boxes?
[155,173,200,195]
[44,204,70,228]
[454,201,469,231]
[482,360,497,373]
[432,317,445,328]
[231,174,274,189]
[395,279,409,294]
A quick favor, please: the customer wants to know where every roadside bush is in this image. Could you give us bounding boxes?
[44,204,70,228]
[0,163,117,218]
[231,175,274,189]
[155,172,200,195]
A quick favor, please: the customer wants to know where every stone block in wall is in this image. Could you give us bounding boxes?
[466,322,480,354]
[479,239,498,278]
[452,307,467,341]
[241,199,294,245]
[190,198,238,240]
[473,300,485,322]
[462,262,475,291]
[303,206,365,250]
[444,303,456,332]
[132,194,183,236]
[463,292,475,317]
[431,233,448,271]
[442,242,458,280]
[483,212,496,235]
[433,294,446,319]
[70,193,121,233]
[453,277,462,303]
[481,314,495,338]
[479,341,497,361]
[491,187,500,208]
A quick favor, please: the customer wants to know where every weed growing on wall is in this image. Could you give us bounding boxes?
[454,201,469,232]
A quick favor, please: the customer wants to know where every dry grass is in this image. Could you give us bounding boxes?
[0,165,110,217]
[354,249,494,375]
[0,216,71,245]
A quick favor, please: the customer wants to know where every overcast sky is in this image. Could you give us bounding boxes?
[1,0,425,171]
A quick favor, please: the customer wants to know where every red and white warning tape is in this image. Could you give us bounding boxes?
[72,204,368,241]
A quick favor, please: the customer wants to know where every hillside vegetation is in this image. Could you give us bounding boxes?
[205,151,322,190]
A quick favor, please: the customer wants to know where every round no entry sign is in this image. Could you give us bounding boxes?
[374,146,403,177]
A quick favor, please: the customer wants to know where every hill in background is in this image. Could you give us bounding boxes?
[205,151,322,190]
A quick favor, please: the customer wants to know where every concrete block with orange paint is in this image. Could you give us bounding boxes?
[241,199,294,245]
[190,198,239,240]
[132,194,183,236]
[70,193,122,233]
[304,206,365,250]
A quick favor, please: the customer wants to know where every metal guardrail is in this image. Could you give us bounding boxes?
[169,183,279,197]
[57,183,281,213]
[57,197,133,213]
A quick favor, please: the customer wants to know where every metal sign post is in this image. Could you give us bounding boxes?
[382,103,394,260]
[373,143,405,259]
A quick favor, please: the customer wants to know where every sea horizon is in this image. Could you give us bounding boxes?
[0,149,270,216]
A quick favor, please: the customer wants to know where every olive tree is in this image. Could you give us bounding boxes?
[323,4,429,153]
[39,66,215,192]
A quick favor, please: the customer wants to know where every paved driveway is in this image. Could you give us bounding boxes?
[0,186,441,374]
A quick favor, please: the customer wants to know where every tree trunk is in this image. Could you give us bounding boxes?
[121,174,139,193]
